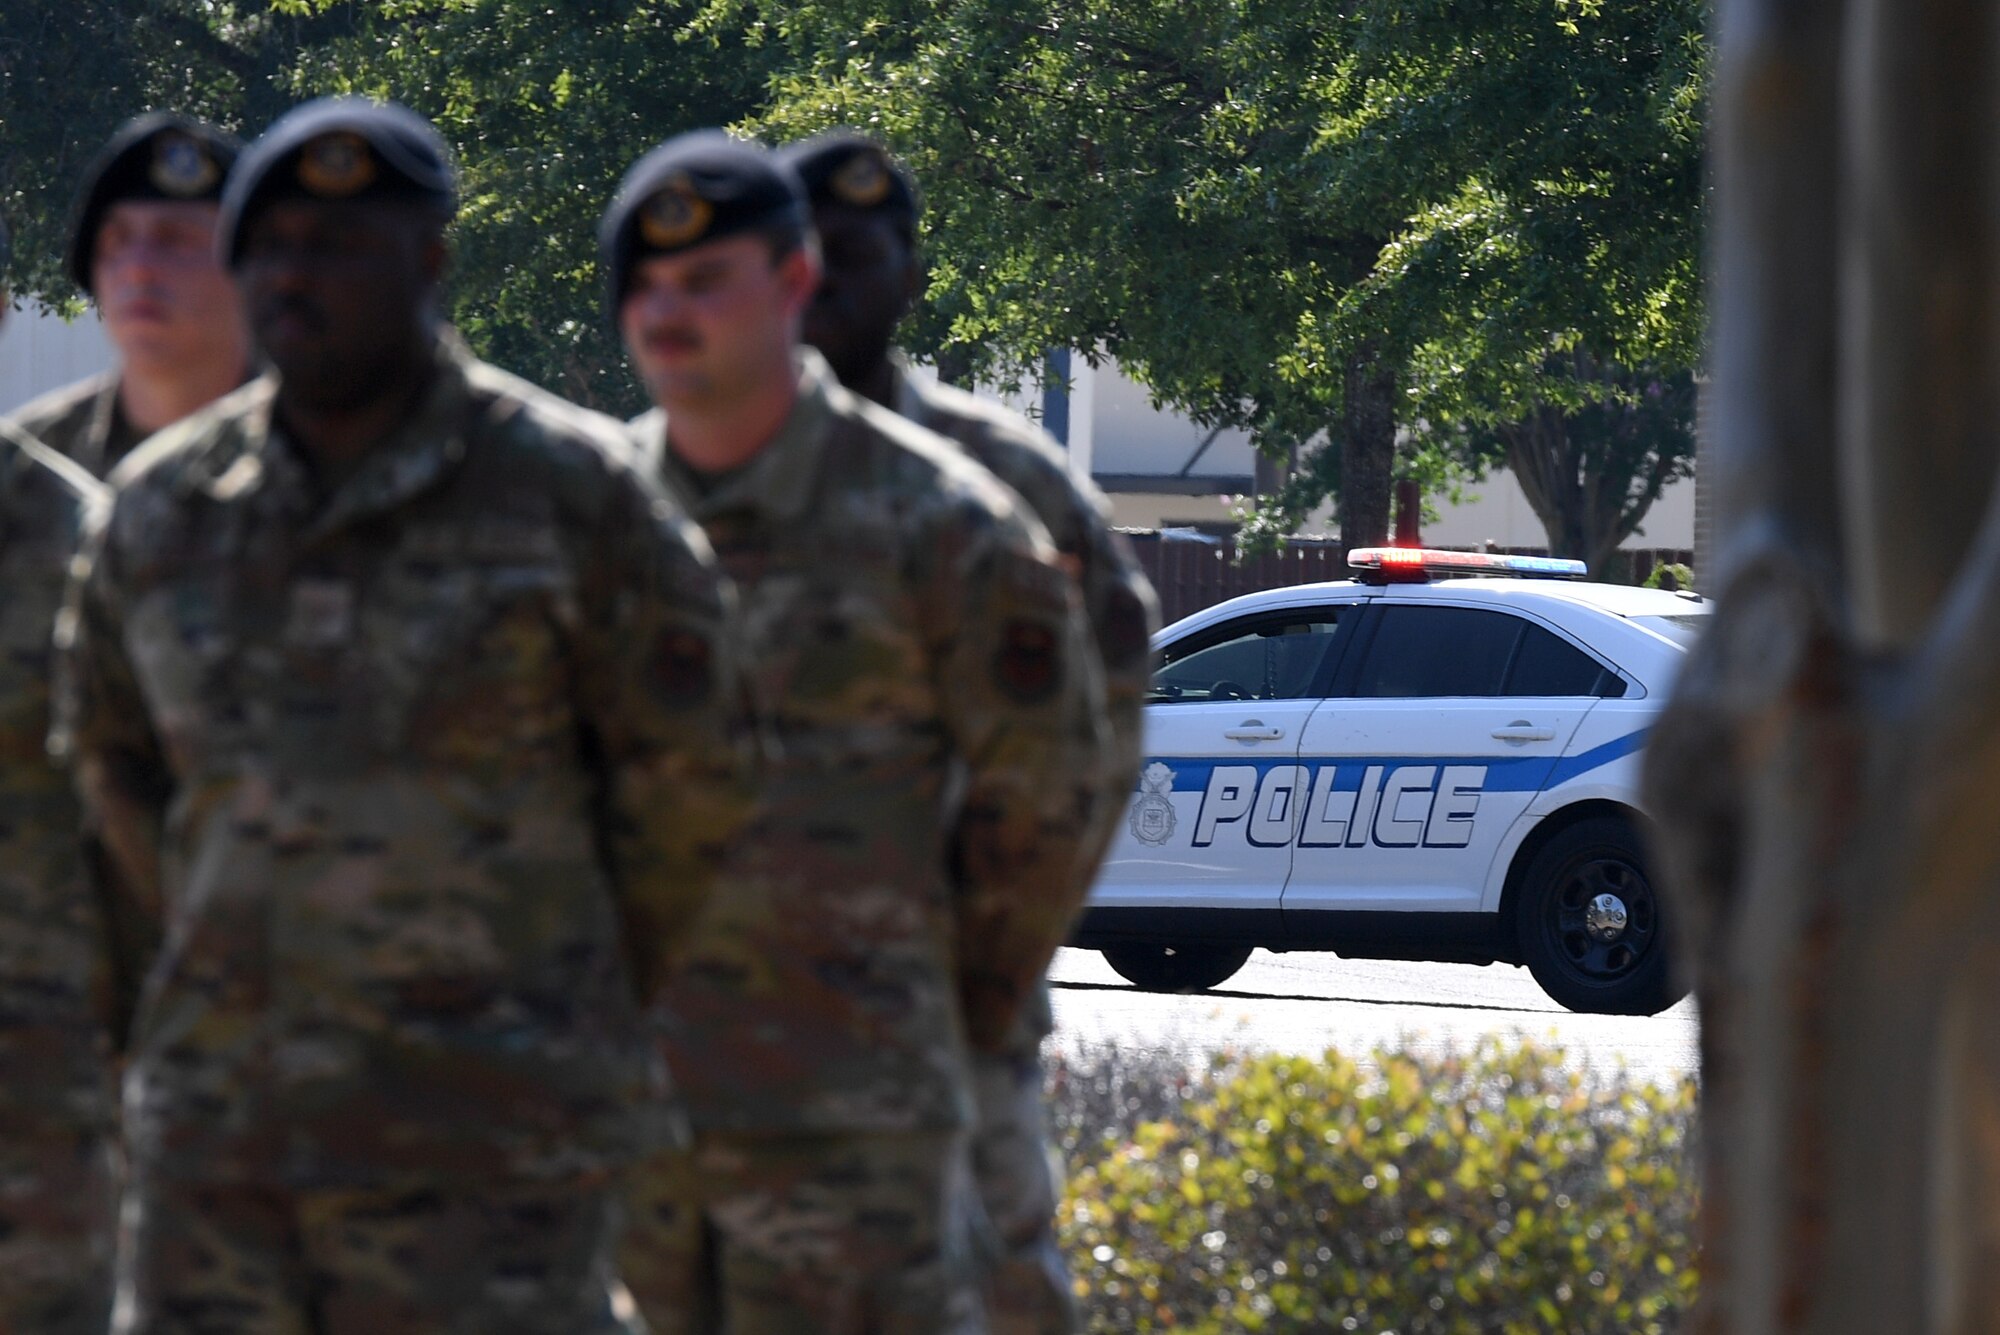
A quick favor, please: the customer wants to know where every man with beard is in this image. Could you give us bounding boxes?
[778,130,1157,1335]
[5,113,251,477]
[606,132,1109,1334]
[57,99,752,1334]
[0,215,121,1333]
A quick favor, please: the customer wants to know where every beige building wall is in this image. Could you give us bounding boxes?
[0,305,115,415]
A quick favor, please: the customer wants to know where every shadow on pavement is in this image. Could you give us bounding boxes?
[1049,978,1563,1016]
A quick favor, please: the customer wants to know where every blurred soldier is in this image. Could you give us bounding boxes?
[607,132,1109,1334]
[56,98,752,1335]
[780,130,1157,1335]
[0,215,120,1334]
[4,113,251,477]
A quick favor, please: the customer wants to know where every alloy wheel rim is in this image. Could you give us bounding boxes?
[1550,856,1656,982]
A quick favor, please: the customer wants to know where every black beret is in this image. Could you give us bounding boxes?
[67,112,242,295]
[220,98,456,266]
[778,131,918,234]
[600,131,808,305]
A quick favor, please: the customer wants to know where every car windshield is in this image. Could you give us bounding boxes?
[1630,612,1708,649]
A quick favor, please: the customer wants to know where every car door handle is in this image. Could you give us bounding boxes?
[1223,724,1286,742]
[1491,722,1556,742]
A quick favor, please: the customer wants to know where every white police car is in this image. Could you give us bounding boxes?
[1076,547,1707,1015]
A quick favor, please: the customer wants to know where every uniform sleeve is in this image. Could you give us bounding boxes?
[572,469,759,1004]
[53,502,172,1050]
[1048,481,1160,887]
[934,506,1111,1052]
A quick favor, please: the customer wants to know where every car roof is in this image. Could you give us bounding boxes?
[1165,576,1706,627]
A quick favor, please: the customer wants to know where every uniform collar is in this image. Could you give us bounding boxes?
[0,415,96,507]
[652,348,840,525]
[188,331,476,544]
[80,374,124,476]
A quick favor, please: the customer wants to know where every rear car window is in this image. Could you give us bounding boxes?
[1354,605,1623,698]
[1509,624,1622,696]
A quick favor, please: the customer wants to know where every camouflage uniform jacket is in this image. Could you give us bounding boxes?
[890,364,1158,1046]
[0,419,117,1145]
[5,373,145,480]
[57,334,753,1189]
[633,353,1108,1134]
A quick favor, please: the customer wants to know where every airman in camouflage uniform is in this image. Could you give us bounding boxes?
[0,214,121,1335]
[4,114,251,478]
[56,99,752,1334]
[781,130,1158,1335]
[606,132,1111,1335]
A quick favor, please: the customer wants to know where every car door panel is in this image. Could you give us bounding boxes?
[1094,606,1353,914]
[1281,602,1601,918]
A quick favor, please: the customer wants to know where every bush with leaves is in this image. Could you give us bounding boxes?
[1644,563,1696,593]
[1049,1040,1698,1333]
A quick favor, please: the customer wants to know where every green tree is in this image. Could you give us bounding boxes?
[277,1,778,413]
[1,3,331,305]
[1422,360,1697,577]
[730,0,1705,553]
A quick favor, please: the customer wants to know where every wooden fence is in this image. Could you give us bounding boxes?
[1120,531,1696,625]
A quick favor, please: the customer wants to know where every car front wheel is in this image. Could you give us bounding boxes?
[1101,942,1252,994]
[1516,817,1684,1016]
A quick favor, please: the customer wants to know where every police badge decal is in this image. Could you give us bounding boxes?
[1129,762,1177,845]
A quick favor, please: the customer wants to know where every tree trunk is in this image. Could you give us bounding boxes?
[1340,350,1395,548]
[1641,0,2000,1330]
[1501,377,1668,579]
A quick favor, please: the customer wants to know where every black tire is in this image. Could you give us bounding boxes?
[1515,817,1685,1016]
[1101,943,1252,993]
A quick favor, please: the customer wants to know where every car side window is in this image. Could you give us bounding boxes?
[1150,611,1346,704]
[1355,605,1626,698]
[1353,606,1519,697]
[1507,623,1626,697]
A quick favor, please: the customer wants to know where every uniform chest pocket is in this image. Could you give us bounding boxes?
[125,572,244,751]
[359,560,575,756]
[751,573,934,747]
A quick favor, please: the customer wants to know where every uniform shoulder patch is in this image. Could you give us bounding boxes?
[994,616,1062,704]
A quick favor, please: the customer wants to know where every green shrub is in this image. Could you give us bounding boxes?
[1050,1040,1699,1333]
[1643,562,1695,592]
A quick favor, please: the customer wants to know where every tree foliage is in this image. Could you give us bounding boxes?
[276,1,779,413]
[732,0,1707,555]
[5,0,1707,555]
[1421,359,1698,576]
[0,3,332,306]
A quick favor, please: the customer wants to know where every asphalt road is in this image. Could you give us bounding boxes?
[1047,946,1699,1090]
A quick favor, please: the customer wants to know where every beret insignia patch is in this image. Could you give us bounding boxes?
[297,133,377,198]
[639,178,713,249]
[831,152,893,207]
[150,131,220,197]
[653,628,715,706]
[994,618,1061,704]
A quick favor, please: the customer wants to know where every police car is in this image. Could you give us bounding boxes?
[1076,547,1707,1015]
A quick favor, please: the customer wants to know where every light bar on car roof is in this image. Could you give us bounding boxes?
[1347,547,1588,581]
